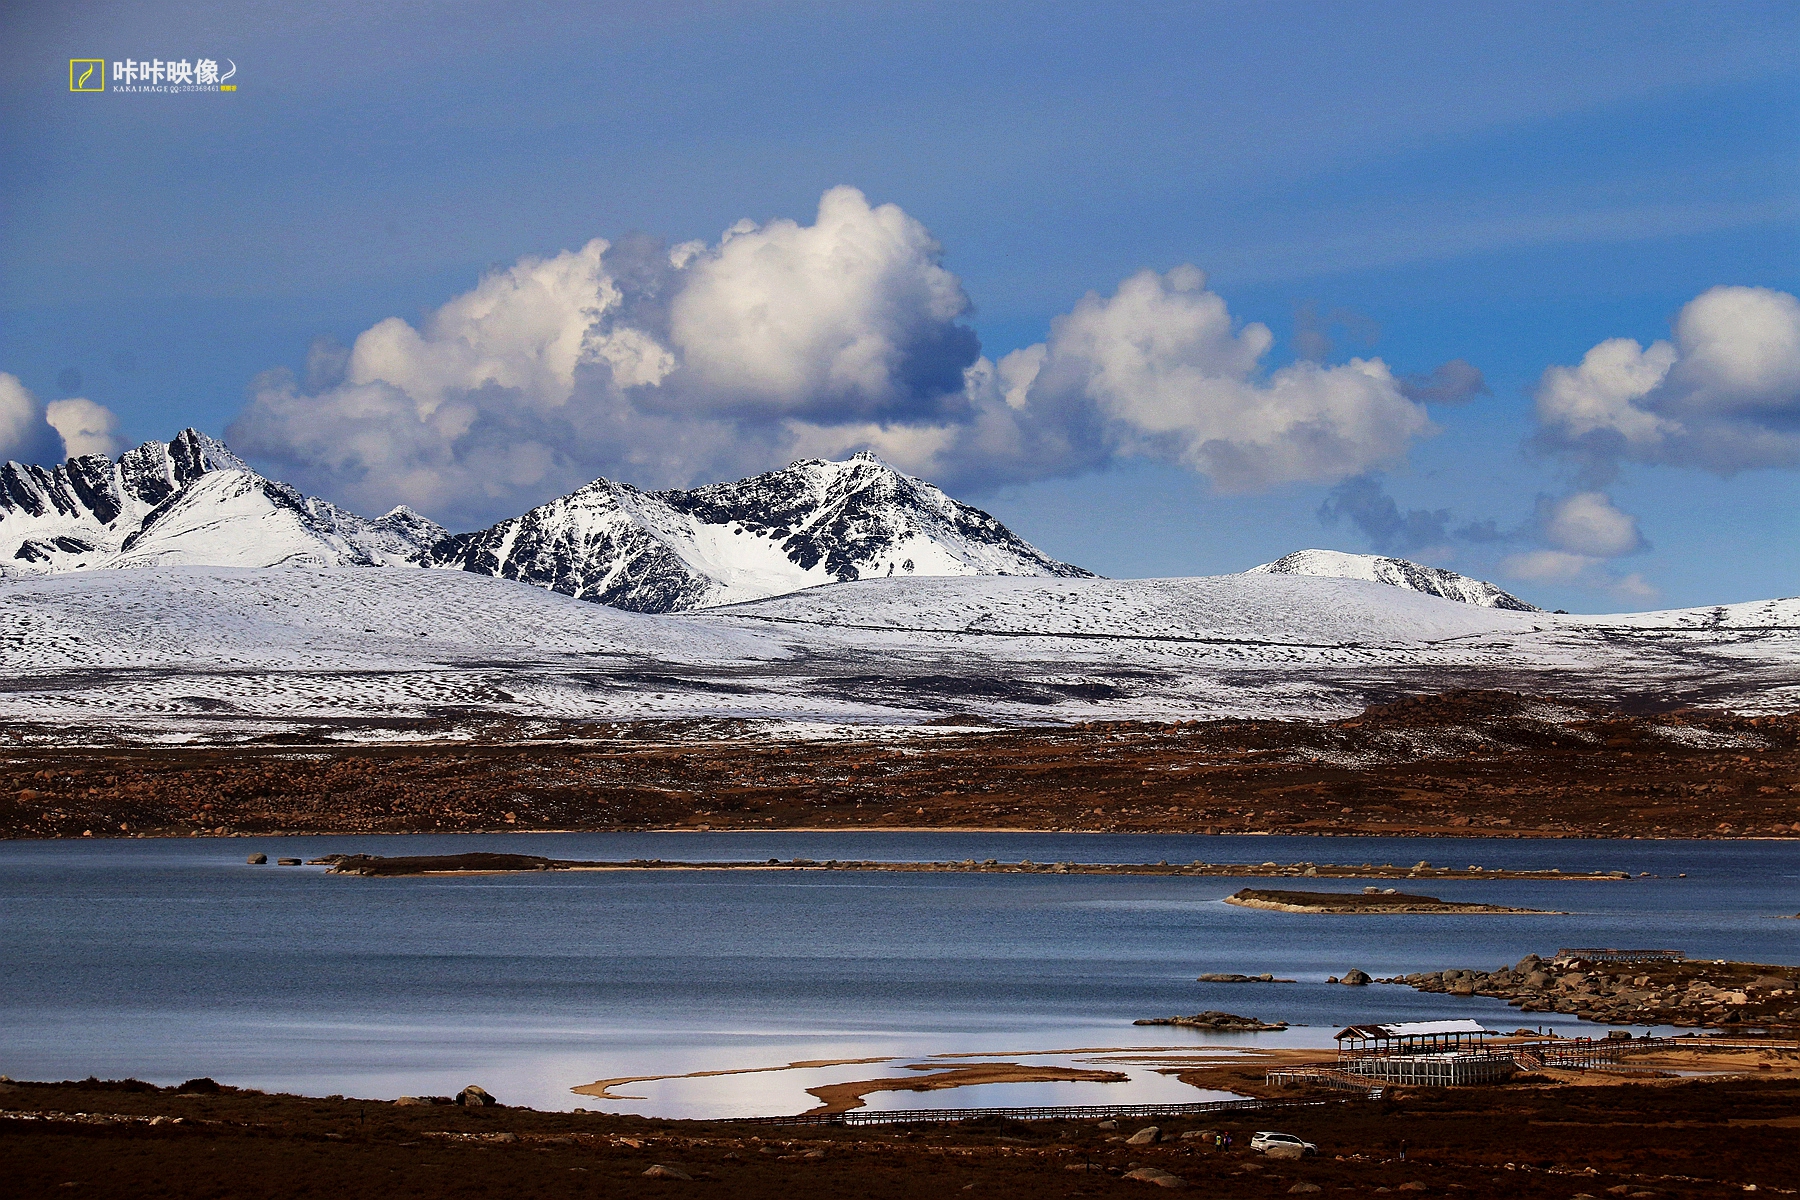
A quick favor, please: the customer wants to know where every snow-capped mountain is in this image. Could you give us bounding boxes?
[1249,549,1539,611]
[429,451,1093,612]
[0,429,445,574]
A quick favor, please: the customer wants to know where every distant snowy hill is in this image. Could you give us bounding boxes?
[429,451,1093,612]
[1249,549,1539,611]
[0,429,445,574]
[1,566,1795,739]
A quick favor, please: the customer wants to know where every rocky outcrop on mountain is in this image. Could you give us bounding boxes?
[0,429,445,573]
[429,451,1092,613]
[1250,549,1538,611]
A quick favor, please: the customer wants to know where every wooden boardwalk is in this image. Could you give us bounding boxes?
[742,1096,1336,1127]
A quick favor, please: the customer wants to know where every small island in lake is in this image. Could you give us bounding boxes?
[1133,1010,1288,1031]
[1224,887,1561,915]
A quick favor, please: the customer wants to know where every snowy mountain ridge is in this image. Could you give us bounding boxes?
[428,451,1093,612]
[1249,548,1539,611]
[0,429,445,573]
[4,429,1544,618]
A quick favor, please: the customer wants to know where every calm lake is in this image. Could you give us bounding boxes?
[3,832,1795,1115]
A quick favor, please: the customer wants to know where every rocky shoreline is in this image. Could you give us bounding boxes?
[1223,887,1560,915]
[1380,953,1800,1028]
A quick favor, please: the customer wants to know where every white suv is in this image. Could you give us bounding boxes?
[1250,1131,1317,1156]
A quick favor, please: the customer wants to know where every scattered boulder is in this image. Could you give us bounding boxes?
[1393,954,1800,1029]
[1126,1125,1161,1145]
[276,858,301,866]
[1123,1166,1186,1188]
[1263,1143,1306,1160]
[1289,1185,1323,1194]
[643,1164,693,1180]
[456,1085,496,1107]
[393,1095,427,1107]
[1341,969,1371,986]
[246,853,267,864]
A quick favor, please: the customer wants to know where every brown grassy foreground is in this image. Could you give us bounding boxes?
[4,1074,1798,1198]
[4,691,1798,840]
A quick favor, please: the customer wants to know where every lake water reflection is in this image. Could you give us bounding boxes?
[2,832,1794,1115]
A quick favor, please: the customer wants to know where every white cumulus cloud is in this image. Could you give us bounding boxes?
[45,398,125,459]
[667,186,977,421]
[227,189,1440,529]
[932,265,1433,492]
[1501,546,1659,604]
[1542,491,1643,558]
[0,373,119,465]
[1535,285,1800,477]
[1499,490,1652,602]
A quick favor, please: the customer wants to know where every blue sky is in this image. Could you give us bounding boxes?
[3,0,1796,610]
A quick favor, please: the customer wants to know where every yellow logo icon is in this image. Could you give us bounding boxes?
[70,59,104,91]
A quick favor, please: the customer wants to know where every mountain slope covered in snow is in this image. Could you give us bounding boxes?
[0,430,445,574]
[429,451,1092,612]
[0,567,1794,739]
[1249,549,1539,611]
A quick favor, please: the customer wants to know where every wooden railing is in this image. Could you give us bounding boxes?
[739,1096,1339,1126]
[1266,1068,1384,1094]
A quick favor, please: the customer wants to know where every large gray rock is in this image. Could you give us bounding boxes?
[1264,1143,1307,1160]
[456,1085,495,1107]
[643,1164,693,1180]
[1126,1125,1161,1144]
[246,853,267,864]
[1340,969,1371,986]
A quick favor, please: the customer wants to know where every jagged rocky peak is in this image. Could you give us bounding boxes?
[431,453,1094,613]
[0,428,445,574]
[1249,548,1539,611]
